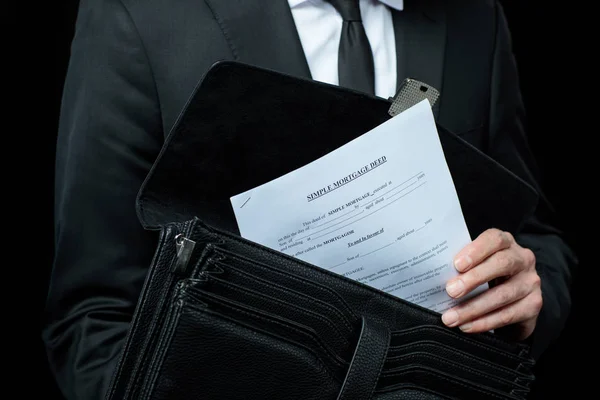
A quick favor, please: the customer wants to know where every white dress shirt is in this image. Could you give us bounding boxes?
[288,0,404,99]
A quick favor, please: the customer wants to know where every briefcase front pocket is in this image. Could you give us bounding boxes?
[389,326,532,372]
[382,351,528,394]
[202,256,356,334]
[386,340,530,384]
[377,365,527,400]
[195,272,352,355]
[198,247,358,324]
[181,278,349,369]
[143,290,342,400]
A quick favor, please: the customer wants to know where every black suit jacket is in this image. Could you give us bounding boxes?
[45,0,576,399]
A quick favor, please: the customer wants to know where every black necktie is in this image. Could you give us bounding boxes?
[326,0,375,95]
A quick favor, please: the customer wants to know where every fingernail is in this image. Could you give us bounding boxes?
[446,279,464,297]
[454,255,472,271]
[442,310,459,327]
[459,323,472,332]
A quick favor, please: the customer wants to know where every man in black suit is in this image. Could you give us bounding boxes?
[45,0,577,398]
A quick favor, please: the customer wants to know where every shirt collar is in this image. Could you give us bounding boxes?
[288,0,404,11]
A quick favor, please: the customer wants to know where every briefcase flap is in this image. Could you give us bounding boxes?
[136,61,538,238]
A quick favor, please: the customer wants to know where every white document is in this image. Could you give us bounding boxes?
[230,100,486,313]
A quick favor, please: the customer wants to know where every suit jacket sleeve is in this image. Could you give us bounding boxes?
[486,1,577,360]
[43,0,163,398]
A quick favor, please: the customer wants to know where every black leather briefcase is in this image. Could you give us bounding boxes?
[106,62,539,400]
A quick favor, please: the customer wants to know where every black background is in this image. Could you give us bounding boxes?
[45,1,589,397]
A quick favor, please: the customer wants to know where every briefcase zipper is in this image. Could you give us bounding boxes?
[173,233,196,274]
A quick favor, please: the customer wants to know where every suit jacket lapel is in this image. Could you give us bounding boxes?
[204,0,312,80]
[392,0,447,118]
[203,0,446,114]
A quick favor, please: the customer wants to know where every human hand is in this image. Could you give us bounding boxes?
[441,229,542,340]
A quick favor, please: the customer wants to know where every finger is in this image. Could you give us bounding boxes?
[454,291,543,334]
[453,229,513,273]
[446,247,524,298]
[442,273,532,327]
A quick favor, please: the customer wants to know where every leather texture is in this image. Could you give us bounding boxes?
[103,61,539,400]
[337,318,390,400]
[106,219,536,400]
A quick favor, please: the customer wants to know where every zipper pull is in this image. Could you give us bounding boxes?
[173,233,196,274]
